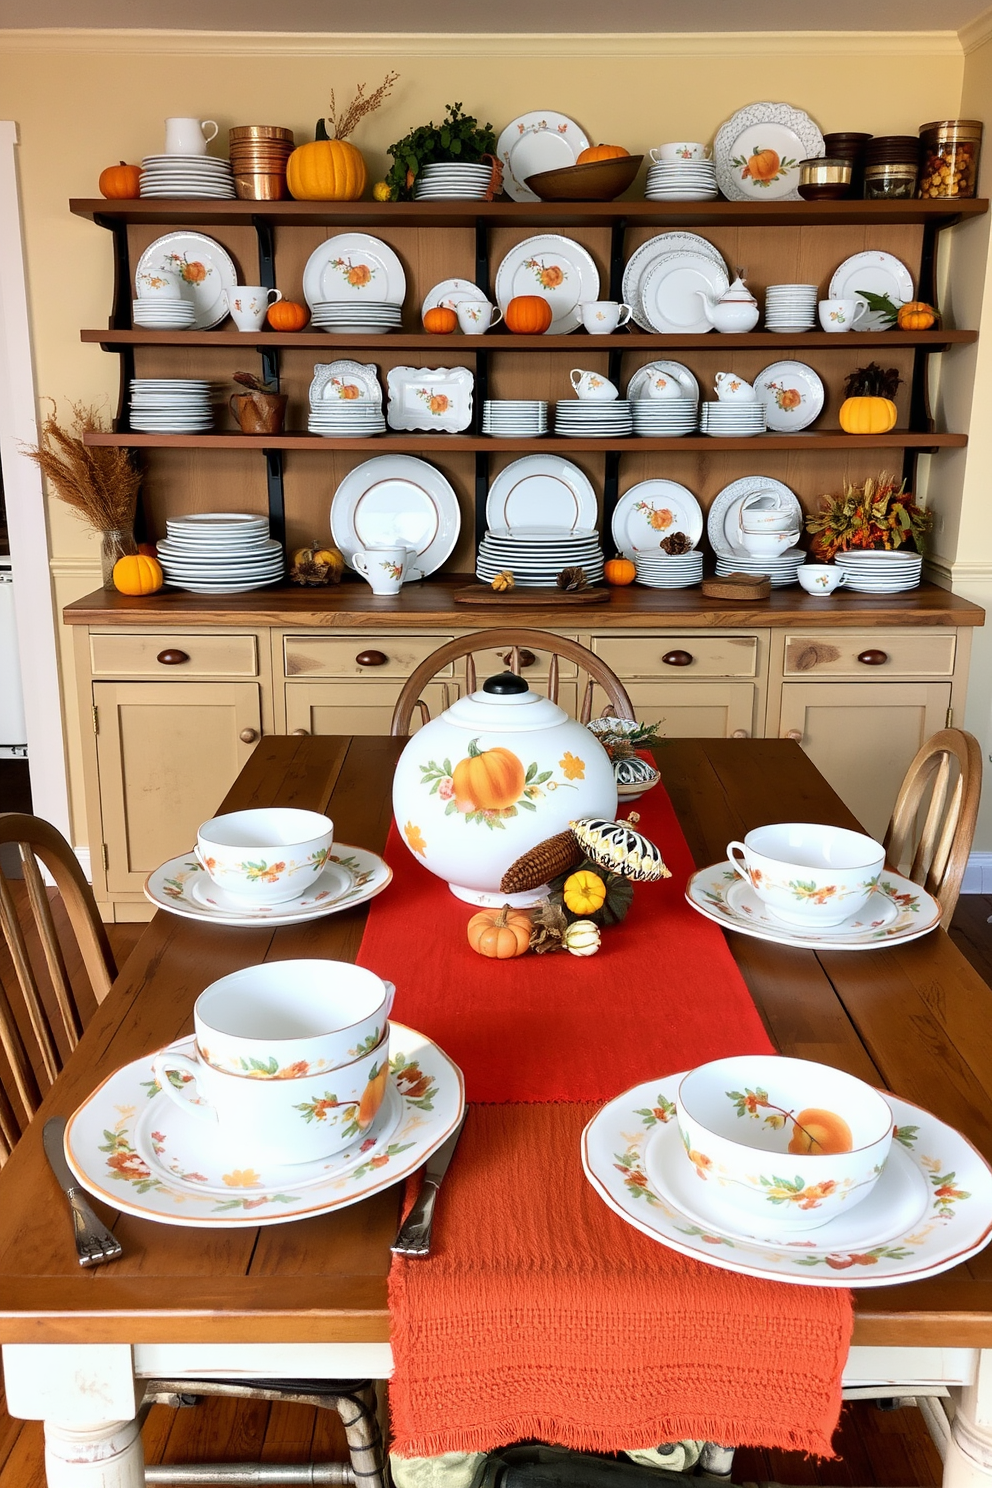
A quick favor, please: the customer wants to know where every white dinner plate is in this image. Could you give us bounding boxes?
[753,361,825,432]
[497,110,590,202]
[485,456,598,534]
[494,235,600,335]
[622,234,726,332]
[714,102,825,202]
[420,278,488,321]
[829,252,914,331]
[638,252,729,334]
[707,476,803,561]
[135,233,237,331]
[302,234,406,311]
[612,480,703,553]
[330,455,460,578]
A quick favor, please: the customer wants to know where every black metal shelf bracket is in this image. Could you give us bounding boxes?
[264,449,286,546]
[253,216,286,533]
[602,450,621,558]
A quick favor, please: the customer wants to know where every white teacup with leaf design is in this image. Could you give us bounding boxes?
[352,544,423,595]
[151,1026,391,1164]
[726,821,885,928]
[195,807,334,905]
[569,369,619,401]
[798,564,848,595]
[193,960,394,1080]
[454,299,502,335]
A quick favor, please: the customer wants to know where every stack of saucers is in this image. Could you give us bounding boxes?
[310,302,403,334]
[139,155,236,199]
[554,400,633,438]
[631,398,698,437]
[132,298,196,330]
[699,402,766,437]
[308,402,386,438]
[412,162,493,200]
[476,529,605,588]
[482,400,548,437]
[764,283,818,332]
[156,513,285,594]
[715,548,805,588]
[129,379,214,432]
[835,549,922,593]
[632,549,704,588]
[644,159,718,200]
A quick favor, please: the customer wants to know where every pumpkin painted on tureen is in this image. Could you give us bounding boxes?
[392,672,618,906]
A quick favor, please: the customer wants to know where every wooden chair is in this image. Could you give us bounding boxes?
[390,629,636,735]
[884,728,982,929]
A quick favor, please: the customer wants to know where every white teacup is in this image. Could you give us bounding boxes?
[569,369,619,401]
[136,269,181,300]
[454,299,502,334]
[714,371,756,402]
[352,545,423,595]
[222,286,282,332]
[650,142,711,162]
[164,117,219,155]
[818,297,868,333]
[193,961,395,1079]
[726,821,886,928]
[799,564,848,595]
[196,807,334,905]
[740,497,797,532]
[580,301,633,335]
[151,1026,391,1165]
[645,373,684,400]
[740,528,800,557]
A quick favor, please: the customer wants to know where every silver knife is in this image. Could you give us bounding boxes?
[390,1112,466,1257]
[43,1118,123,1268]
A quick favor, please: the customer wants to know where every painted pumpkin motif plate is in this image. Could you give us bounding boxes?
[714,102,825,203]
[754,360,824,432]
[612,479,703,553]
[144,844,391,926]
[582,1071,992,1286]
[302,233,407,309]
[494,234,600,335]
[685,860,941,950]
[135,232,238,330]
[64,1022,464,1228]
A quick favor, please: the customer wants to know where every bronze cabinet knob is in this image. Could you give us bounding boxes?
[785,729,803,743]
[156,649,189,665]
[731,729,749,739]
[239,728,259,744]
[291,728,309,736]
[356,650,387,667]
[500,648,537,668]
[857,649,889,666]
[662,650,693,667]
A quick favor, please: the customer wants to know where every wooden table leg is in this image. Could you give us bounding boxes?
[945,1353,992,1488]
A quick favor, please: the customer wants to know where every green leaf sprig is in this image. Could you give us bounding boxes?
[384,102,496,201]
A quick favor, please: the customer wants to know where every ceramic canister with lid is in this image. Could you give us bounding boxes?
[392,672,618,906]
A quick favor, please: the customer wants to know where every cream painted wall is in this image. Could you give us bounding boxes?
[0,29,977,844]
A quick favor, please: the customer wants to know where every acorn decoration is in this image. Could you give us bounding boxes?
[557,566,591,592]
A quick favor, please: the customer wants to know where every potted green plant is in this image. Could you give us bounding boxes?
[383,102,498,201]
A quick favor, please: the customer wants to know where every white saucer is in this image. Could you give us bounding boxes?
[188,859,353,916]
[145,844,392,925]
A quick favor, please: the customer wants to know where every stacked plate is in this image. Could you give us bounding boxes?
[139,155,236,199]
[632,550,704,588]
[700,402,766,437]
[308,403,386,438]
[644,159,718,200]
[765,283,818,332]
[482,400,548,437]
[554,400,633,437]
[310,301,403,334]
[156,513,285,594]
[476,528,605,587]
[132,298,196,330]
[715,548,805,588]
[631,398,698,437]
[622,233,730,334]
[835,550,922,593]
[412,162,493,200]
[129,379,214,432]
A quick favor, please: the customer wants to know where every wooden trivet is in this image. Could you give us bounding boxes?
[453,585,611,605]
[701,574,772,601]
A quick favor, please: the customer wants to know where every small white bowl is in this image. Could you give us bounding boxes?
[196,807,334,905]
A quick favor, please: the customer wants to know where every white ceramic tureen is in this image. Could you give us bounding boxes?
[392,672,618,906]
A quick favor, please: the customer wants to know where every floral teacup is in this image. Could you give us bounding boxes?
[645,373,684,400]
[570,369,619,401]
[818,297,869,333]
[136,269,181,300]
[650,142,711,162]
[714,371,756,402]
[798,564,848,595]
[455,299,502,335]
[726,821,885,928]
[195,807,334,905]
[352,544,423,595]
[579,301,633,335]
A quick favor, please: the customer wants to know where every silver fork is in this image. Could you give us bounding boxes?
[43,1118,123,1267]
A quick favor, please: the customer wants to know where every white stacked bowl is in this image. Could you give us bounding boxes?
[632,550,704,588]
[631,398,698,436]
[765,284,818,332]
[413,163,493,200]
[715,548,805,588]
[554,400,633,437]
[129,379,214,432]
[699,402,766,437]
[482,400,548,437]
[644,161,718,201]
[308,404,386,437]
[157,513,284,594]
[132,299,197,330]
[835,550,923,593]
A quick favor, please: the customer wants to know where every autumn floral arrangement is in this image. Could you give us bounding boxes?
[806,471,933,562]
[382,103,497,201]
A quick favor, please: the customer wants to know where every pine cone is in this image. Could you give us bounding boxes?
[529,898,569,954]
[557,566,590,591]
[290,558,332,586]
[660,530,692,555]
[501,830,583,894]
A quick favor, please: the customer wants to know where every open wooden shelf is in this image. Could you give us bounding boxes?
[84,430,968,452]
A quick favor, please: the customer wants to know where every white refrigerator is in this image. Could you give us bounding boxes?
[0,558,27,756]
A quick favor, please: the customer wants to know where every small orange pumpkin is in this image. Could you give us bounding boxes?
[99,161,142,199]
[267,299,309,332]
[604,556,636,586]
[577,144,630,165]
[113,553,163,596]
[897,300,938,331]
[505,295,553,335]
[423,305,457,334]
[467,904,532,959]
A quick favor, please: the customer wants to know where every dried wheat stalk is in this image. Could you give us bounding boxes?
[24,402,142,532]
[328,72,400,141]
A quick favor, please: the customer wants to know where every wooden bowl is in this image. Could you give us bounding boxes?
[525,155,643,201]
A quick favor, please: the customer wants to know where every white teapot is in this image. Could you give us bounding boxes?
[392,672,618,906]
[696,273,760,334]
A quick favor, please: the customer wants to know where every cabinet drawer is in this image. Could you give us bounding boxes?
[283,633,454,679]
[783,630,956,680]
[592,635,758,679]
[90,633,258,678]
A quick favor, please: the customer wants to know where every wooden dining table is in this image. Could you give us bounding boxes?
[1,734,991,1488]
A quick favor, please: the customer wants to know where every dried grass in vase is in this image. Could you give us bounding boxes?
[25,402,143,588]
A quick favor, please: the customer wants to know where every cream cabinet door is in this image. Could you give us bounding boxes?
[623,682,756,738]
[778,682,951,841]
[93,681,262,894]
[285,681,454,737]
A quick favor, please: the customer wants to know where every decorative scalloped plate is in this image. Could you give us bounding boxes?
[714,102,825,203]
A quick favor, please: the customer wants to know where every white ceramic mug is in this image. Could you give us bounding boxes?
[135,269,181,300]
[645,372,683,400]
[650,142,711,162]
[222,286,282,331]
[352,545,422,595]
[726,821,885,928]
[454,300,502,334]
[196,806,334,905]
[799,564,848,595]
[569,369,619,401]
[714,372,756,403]
[579,301,633,335]
[818,297,868,333]
[164,117,219,155]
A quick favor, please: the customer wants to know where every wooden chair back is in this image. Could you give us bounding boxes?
[390,629,636,735]
[884,729,982,929]
[0,813,117,1161]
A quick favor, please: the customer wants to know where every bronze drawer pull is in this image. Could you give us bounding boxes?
[785,729,803,743]
[291,728,310,736]
[662,650,693,667]
[731,729,749,739]
[356,650,387,667]
[500,648,536,668]
[857,649,889,666]
[156,649,189,666]
[239,728,259,744]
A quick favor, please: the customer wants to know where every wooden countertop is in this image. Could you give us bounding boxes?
[63,579,986,629]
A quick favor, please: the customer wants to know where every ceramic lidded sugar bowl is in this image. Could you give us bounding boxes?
[392,672,618,907]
